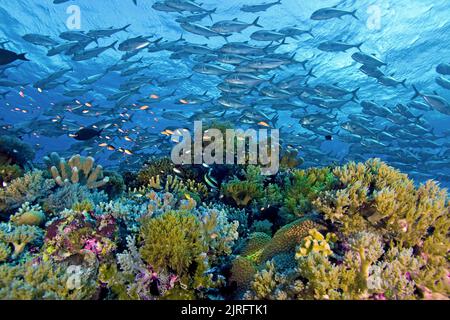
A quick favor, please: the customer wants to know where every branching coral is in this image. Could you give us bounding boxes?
[244,261,304,300]
[44,152,109,189]
[43,183,107,214]
[140,210,206,276]
[0,241,11,262]
[0,223,43,258]
[295,229,336,259]
[0,259,98,299]
[284,167,336,217]
[143,174,208,201]
[311,159,449,296]
[136,157,175,187]
[0,170,55,212]
[10,202,45,226]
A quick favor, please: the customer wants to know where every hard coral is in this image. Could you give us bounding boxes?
[44,152,109,189]
[259,217,324,262]
[0,170,55,213]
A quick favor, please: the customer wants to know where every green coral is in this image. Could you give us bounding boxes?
[44,152,109,189]
[240,232,271,262]
[140,210,206,276]
[244,260,304,300]
[284,167,336,217]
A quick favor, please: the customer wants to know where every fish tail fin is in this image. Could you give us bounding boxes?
[411,84,422,100]
[299,58,308,70]
[276,0,282,4]
[356,42,363,51]
[122,24,131,32]
[352,87,360,101]
[307,27,314,38]
[351,9,359,20]
[307,66,317,78]
[18,53,29,61]
[268,74,276,83]
[270,113,279,127]
[208,8,217,21]
[253,17,263,28]
[110,41,118,50]
[401,79,407,88]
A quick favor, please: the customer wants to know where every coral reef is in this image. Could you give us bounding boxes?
[44,152,110,189]
[0,155,447,300]
[0,170,55,213]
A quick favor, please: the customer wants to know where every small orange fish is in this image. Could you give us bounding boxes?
[19,91,25,98]
[150,94,159,99]
[124,149,133,155]
[179,99,189,104]
[140,105,150,110]
[258,121,270,127]
[85,102,92,107]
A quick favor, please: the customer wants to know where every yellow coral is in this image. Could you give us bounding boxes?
[295,229,335,259]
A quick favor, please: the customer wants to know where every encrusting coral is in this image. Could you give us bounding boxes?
[44,152,110,189]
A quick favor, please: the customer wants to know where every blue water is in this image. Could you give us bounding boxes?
[1,0,449,186]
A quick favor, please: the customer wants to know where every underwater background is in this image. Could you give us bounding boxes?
[0,0,449,300]
[1,0,450,186]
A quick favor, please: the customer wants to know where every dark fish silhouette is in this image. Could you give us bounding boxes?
[72,128,103,141]
[0,48,29,65]
[325,135,333,141]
